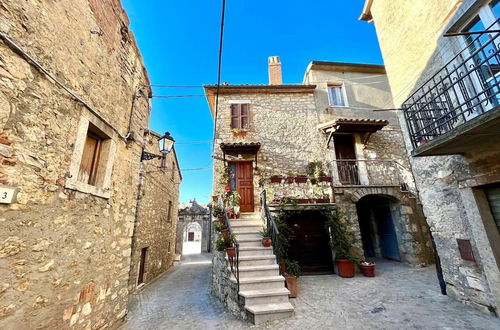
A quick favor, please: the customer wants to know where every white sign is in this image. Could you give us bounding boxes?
[0,185,18,204]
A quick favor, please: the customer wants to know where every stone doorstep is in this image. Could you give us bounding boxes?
[245,302,295,325]
[239,287,290,298]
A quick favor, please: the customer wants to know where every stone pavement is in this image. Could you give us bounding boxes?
[121,253,500,330]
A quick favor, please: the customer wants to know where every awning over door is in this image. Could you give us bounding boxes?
[220,142,261,165]
[318,118,388,147]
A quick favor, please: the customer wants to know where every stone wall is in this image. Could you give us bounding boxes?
[0,0,152,328]
[368,0,500,314]
[210,227,247,320]
[128,132,181,293]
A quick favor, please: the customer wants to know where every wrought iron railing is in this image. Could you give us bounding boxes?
[403,19,500,149]
[260,190,282,273]
[330,159,406,188]
[218,196,240,292]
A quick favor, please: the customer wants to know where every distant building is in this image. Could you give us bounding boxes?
[360,0,500,315]
[177,199,210,254]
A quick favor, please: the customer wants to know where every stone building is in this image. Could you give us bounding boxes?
[204,57,434,321]
[177,199,210,254]
[128,131,181,293]
[360,0,500,315]
[0,1,178,328]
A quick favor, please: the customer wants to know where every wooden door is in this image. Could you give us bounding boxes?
[231,162,254,212]
[334,135,360,185]
[188,232,194,241]
[374,206,401,261]
[138,247,147,285]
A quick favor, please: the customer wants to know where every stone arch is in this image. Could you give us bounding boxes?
[184,222,202,242]
[347,186,404,204]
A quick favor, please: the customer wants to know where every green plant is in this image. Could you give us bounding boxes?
[215,233,235,251]
[214,222,227,232]
[323,207,360,263]
[306,158,326,184]
[273,214,293,262]
[212,205,224,217]
[228,190,241,207]
[260,226,271,238]
[285,260,300,277]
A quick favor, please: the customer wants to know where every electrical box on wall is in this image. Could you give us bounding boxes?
[0,185,19,204]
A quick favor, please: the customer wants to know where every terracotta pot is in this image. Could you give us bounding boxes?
[320,176,332,182]
[360,264,376,277]
[270,176,282,183]
[297,198,309,204]
[337,259,355,278]
[286,177,294,184]
[315,198,329,204]
[262,237,272,247]
[294,176,307,183]
[226,247,236,258]
[221,229,230,237]
[278,261,286,275]
[239,131,248,137]
[285,275,298,298]
[218,216,226,224]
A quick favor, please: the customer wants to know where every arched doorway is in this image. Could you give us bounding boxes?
[356,195,401,261]
[183,222,202,255]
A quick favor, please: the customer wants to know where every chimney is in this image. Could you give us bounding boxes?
[268,56,282,85]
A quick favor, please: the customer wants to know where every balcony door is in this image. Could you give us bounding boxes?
[334,135,360,185]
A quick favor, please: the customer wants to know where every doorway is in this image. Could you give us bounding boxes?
[357,195,401,261]
[229,161,254,212]
[137,247,148,285]
[183,222,202,255]
[334,135,360,185]
[287,211,334,274]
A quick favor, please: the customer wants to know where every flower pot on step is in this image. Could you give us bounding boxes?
[337,259,355,278]
[221,229,230,238]
[360,263,376,277]
[226,247,236,258]
[262,237,272,247]
[217,216,226,224]
[285,275,298,298]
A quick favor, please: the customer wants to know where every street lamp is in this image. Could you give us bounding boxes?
[141,132,176,162]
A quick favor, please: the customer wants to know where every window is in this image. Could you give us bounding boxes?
[168,241,171,253]
[168,201,173,222]
[230,104,250,129]
[66,117,116,199]
[327,84,347,107]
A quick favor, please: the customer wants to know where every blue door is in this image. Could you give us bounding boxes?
[374,206,401,261]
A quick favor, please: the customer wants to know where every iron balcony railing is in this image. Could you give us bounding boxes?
[330,159,406,188]
[403,19,500,149]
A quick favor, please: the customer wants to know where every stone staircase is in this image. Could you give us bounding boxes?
[226,212,294,325]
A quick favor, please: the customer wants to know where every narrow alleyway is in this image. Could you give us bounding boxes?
[122,255,500,330]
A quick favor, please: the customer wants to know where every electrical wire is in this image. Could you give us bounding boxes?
[212,0,227,154]
[152,94,205,98]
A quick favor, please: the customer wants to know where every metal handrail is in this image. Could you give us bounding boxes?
[330,159,405,187]
[403,18,500,148]
[218,195,239,293]
[260,190,282,273]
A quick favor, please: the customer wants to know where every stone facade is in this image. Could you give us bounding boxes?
[177,199,210,254]
[0,1,166,328]
[128,131,181,293]
[362,0,500,314]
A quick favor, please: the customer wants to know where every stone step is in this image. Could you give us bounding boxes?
[233,275,286,291]
[231,219,262,226]
[238,246,273,257]
[232,264,279,278]
[238,212,260,219]
[237,238,263,248]
[245,302,295,325]
[240,287,291,305]
[226,255,276,267]
[232,225,264,234]
[233,232,262,240]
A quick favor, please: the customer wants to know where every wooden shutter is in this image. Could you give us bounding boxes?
[78,133,101,185]
[230,104,240,129]
[241,104,249,129]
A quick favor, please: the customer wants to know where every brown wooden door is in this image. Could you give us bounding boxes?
[231,162,254,212]
[334,135,360,185]
[188,232,194,241]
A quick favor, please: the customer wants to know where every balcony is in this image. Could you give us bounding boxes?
[402,20,500,156]
[330,159,407,188]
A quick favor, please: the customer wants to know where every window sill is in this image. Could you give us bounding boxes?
[327,105,350,109]
[65,179,111,199]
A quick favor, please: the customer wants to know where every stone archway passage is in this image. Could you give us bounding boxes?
[356,195,401,261]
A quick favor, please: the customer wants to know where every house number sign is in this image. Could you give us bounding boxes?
[0,185,19,204]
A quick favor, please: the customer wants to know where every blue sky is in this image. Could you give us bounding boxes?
[121,0,383,204]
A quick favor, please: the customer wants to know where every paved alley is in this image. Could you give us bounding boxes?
[122,254,499,330]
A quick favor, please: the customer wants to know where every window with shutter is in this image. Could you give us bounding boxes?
[78,131,102,186]
[230,104,250,129]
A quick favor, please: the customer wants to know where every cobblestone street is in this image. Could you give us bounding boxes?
[122,253,500,330]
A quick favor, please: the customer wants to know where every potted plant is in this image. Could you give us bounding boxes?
[286,172,294,184]
[228,191,241,217]
[260,226,272,247]
[215,234,236,257]
[306,159,326,184]
[284,260,300,298]
[325,207,360,278]
[294,175,308,183]
[232,128,248,137]
[360,261,376,277]
[212,205,225,223]
[269,175,282,183]
[320,176,332,182]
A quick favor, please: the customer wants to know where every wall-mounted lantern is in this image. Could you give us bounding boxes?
[141,132,175,164]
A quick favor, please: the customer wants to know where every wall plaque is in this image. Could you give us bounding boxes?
[0,185,19,204]
[457,239,475,262]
